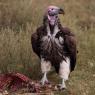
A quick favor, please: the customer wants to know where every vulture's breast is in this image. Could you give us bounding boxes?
[40,32,64,60]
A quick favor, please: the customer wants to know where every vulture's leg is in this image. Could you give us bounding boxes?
[40,58,51,85]
[59,57,70,89]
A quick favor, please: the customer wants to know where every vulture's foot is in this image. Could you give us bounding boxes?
[40,78,50,85]
[58,84,67,90]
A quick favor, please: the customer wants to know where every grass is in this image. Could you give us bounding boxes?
[0,0,95,95]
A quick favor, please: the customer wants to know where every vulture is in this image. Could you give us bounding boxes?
[31,6,77,89]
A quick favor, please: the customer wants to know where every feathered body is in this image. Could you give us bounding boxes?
[31,24,77,73]
[31,6,77,89]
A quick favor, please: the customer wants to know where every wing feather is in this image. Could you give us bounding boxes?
[31,28,41,58]
[61,27,77,71]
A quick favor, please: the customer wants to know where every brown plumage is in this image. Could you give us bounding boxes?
[31,25,77,73]
[31,5,77,89]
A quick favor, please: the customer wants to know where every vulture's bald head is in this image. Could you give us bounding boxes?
[44,6,65,26]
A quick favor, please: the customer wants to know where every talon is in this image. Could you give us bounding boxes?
[60,85,67,90]
[57,84,67,90]
[45,80,50,84]
[40,80,45,86]
[60,86,66,90]
[40,78,49,86]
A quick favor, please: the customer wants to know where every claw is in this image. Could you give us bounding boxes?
[59,84,66,90]
[40,72,50,85]
[40,78,49,85]
[57,84,67,90]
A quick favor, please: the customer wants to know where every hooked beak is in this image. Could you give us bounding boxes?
[59,8,65,15]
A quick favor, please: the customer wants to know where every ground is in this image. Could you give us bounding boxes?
[0,0,95,95]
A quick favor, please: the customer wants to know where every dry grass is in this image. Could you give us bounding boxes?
[0,0,95,95]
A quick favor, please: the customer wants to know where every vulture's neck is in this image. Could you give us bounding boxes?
[49,24,55,34]
[47,24,59,37]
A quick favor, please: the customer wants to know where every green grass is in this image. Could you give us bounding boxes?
[0,0,95,95]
